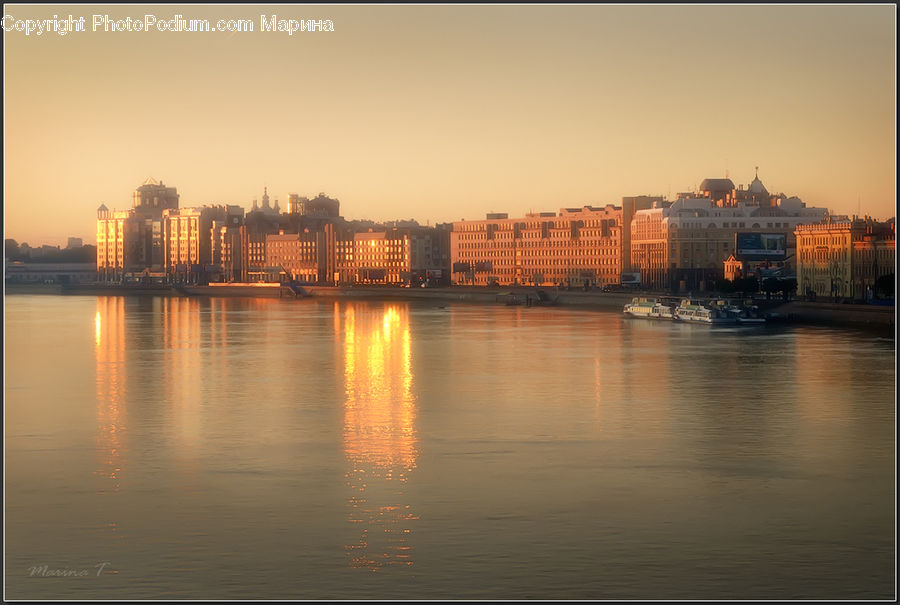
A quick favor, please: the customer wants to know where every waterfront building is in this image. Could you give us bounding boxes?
[211,207,245,283]
[240,209,283,282]
[266,230,321,283]
[96,205,140,282]
[163,205,236,283]
[66,237,83,249]
[96,178,183,281]
[450,205,623,287]
[630,172,826,290]
[795,217,895,300]
[353,227,446,285]
[621,196,667,271]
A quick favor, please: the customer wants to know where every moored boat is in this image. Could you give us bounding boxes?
[673,299,735,324]
[623,297,675,320]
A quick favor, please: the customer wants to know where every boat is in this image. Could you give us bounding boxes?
[623,297,675,320]
[673,299,735,324]
[724,304,767,324]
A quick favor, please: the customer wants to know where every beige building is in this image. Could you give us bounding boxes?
[795,217,895,300]
[162,206,235,281]
[451,206,623,287]
[266,231,321,283]
[352,227,445,285]
[630,176,827,290]
[96,205,140,282]
[96,178,182,281]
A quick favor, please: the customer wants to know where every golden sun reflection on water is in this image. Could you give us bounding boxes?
[94,297,127,494]
[340,303,419,571]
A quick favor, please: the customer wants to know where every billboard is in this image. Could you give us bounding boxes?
[735,233,786,261]
[620,272,641,285]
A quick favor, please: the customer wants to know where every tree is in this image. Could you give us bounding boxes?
[874,273,895,298]
[734,277,759,296]
[4,239,19,260]
[780,278,798,301]
[714,278,735,294]
[762,277,780,300]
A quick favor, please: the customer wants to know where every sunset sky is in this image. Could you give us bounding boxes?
[3,3,896,246]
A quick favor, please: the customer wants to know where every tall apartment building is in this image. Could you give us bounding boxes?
[450,206,623,287]
[795,217,895,300]
[96,205,139,282]
[163,205,241,282]
[211,207,245,282]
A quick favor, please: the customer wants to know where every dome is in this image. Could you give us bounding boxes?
[699,178,735,192]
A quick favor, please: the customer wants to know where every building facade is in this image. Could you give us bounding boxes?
[162,205,238,283]
[795,217,895,300]
[266,231,321,283]
[630,174,827,290]
[451,206,623,287]
[96,205,140,282]
[96,178,182,281]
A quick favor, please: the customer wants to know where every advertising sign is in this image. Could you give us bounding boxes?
[620,272,641,285]
[736,233,786,260]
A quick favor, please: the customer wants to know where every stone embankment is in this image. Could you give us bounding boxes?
[7,283,893,330]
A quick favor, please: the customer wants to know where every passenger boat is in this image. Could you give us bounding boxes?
[673,299,735,324]
[623,297,675,320]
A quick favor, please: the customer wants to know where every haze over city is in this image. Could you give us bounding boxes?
[3,3,896,247]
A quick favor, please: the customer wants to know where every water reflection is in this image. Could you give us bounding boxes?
[161,298,205,450]
[94,296,128,493]
[340,303,418,570]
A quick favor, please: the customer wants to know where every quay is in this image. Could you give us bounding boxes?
[5,283,893,330]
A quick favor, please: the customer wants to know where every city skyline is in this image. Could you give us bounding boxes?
[4,3,896,246]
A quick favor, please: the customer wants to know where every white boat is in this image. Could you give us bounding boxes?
[623,298,675,320]
[673,300,735,324]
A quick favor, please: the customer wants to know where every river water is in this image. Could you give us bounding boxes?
[4,294,895,599]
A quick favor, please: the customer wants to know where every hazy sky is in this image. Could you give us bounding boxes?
[3,3,896,246]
